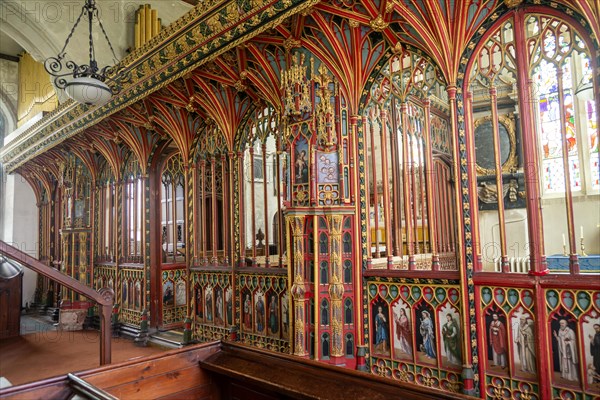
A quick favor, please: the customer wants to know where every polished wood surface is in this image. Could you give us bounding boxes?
[200,342,471,400]
[83,342,220,399]
[1,342,221,400]
[0,240,114,365]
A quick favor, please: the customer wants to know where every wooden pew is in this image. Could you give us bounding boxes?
[0,341,221,400]
[2,340,473,400]
[200,342,473,400]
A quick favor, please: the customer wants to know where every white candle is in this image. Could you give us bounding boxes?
[562,233,566,247]
[580,226,584,239]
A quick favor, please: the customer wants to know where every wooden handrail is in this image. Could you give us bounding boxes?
[67,374,118,400]
[0,240,113,365]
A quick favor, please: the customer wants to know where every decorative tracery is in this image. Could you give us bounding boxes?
[364,47,454,270]
[161,154,186,263]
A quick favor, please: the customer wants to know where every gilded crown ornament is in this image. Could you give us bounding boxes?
[281,52,313,117]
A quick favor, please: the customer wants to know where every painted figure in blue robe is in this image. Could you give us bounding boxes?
[375,306,389,353]
[255,295,265,333]
[419,310,437,358]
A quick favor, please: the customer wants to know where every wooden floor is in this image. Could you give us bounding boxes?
[0,314,166,386]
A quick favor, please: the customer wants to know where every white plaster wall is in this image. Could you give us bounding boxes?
[0,58,19,239]
[478,208,529,271]
[1,173,39,307]
[0,59,19,113]
[541,195,600,256]
[477,196,600,271]
[0,1,192,64]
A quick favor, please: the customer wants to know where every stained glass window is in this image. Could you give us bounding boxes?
[529,16,596,194]
[585,100,599,190]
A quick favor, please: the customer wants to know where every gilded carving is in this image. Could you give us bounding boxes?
[281,37,299,53]
[369,15,388,32]
[2,0,321,173]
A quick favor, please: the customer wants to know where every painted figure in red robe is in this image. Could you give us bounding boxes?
[489,313,507,369]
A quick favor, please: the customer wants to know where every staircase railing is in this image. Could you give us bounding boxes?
[0,240,113,365]
[67,374,118,400]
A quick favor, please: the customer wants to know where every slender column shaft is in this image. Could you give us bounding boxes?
[489,86,509,273]
[400,103,415,267]
[557,70,579,274]
[379,110,393,267]
[423,100,439,269]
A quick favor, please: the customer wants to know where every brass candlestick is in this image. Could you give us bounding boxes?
[580,237,588,257]
[562,244,568,256]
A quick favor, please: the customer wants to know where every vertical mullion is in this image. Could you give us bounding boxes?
[557,70,579,274]
[410,133,420,255]
[489,86,509,272]
[222,154,228,265]
[238,152,245,267]
[418,136,427,255]
[423,100,439,269]
[369,112,380,258]
[211,157,218,264]
[170,180,176,263]
[379,109,393,267]
[201,160,207,264]
[250,146,257,266]
[401,103,415,267]
[389,99,402,257]
[276,144,284,266]
[262,142,270,267]
[134,180,138,258]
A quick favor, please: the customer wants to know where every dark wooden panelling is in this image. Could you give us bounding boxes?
[201,342,472,400]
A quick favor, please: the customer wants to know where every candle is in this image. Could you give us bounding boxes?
[580,226,584,239]
[562,233,566,247]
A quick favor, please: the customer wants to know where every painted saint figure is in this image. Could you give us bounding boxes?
[515,316,536,374]
[589,323,600,383]
[195,287,203,318]
[269,295,279,334]
[489,313,508,369]
[295,149,308,183]
[205,290,213,321]
[256,295,265,333]
[215,289,223,323]
[162,282,173,306]
[394,308,413,356]
[442,313,461,365]
[419,311,436,359]
[225,288,232,326]
[553,319,579,382]
[243,294,252,330]
[375,306,389,353]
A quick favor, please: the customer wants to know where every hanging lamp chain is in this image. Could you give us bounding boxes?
[44,0,130,93]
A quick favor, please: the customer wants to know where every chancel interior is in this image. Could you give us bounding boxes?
[0,0,599,399]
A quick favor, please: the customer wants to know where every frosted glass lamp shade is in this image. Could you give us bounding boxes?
[64,77,112,106]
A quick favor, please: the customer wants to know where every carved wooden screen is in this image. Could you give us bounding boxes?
[161,154,186,263]
[364,49,454,270]
[96,162,115,262]
[123,157,143,263]
[467,12,598,275]
[240,106,285,268]
[194,122,232,266]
